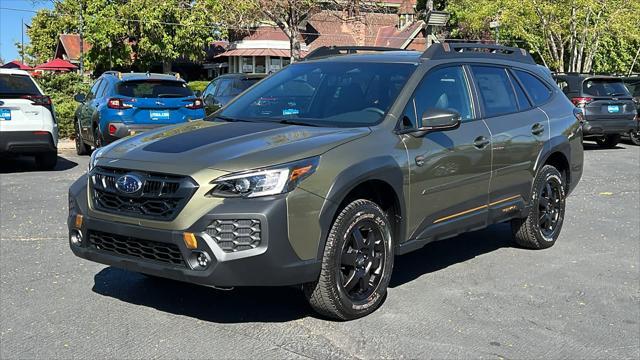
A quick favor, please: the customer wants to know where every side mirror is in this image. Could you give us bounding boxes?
[412,108,461,136]
[73,93,86,103]
[194,90,202,97]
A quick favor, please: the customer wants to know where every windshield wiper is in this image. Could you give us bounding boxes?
[273,119,320,127]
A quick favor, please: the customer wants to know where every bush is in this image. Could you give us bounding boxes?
[34,73,91,139]
[188,80,209,94]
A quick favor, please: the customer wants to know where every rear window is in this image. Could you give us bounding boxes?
[514,70,552,105]
[582,79,630,97]
[116,80,193,98]
[0,74,40,96]
[471,66,519,117]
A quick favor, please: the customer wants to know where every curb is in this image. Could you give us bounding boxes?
[58,139,75,150]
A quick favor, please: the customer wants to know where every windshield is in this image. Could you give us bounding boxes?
[582,79,630,97]
[0,74,40,96]
[116,80,193,98]
[217,61,415,127]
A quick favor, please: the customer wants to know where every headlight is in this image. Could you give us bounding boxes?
[208,157,319,198]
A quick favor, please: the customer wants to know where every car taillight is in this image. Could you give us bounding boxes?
[107,98,133,109]
[185,98,203,110]
[22,94,52,106]
[571,97,593,107]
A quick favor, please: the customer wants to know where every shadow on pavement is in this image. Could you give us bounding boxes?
[0,154,78,173]
[582,141,626,151]
[92,223,516,323]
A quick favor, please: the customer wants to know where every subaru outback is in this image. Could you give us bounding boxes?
[68,44,584,320]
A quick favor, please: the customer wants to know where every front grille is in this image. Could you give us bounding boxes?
[205,219,262,252]
[90,167,197,221]
[88,230,186,267]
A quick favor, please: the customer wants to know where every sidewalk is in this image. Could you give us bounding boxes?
[58,138,75,150]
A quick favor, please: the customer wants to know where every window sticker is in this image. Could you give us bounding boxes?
[282,108,300,116]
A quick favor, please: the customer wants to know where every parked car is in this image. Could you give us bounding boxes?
[201,73,265,115]
[554,74,637,148]
[0,68,58,169]
[621,76,640,145]
[68,44,584,320]
[73,71,205,154]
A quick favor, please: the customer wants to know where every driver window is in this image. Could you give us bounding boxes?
[401,66,473,128]
[203,80,218,97]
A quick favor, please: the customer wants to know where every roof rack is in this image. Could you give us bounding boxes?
[103,70,122,79]
[421,43,536,65]
[305,46,404,60]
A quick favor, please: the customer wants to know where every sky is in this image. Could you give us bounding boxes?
[0,0,52,63]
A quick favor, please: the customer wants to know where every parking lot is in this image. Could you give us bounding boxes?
[0,141,638,359]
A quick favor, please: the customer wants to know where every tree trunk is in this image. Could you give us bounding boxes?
[162,60,172,73]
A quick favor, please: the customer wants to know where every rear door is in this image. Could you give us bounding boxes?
[581,78,636,121]
[78,79,103,141]
[0,72,45,132]
[471,65,548,216]
[114,80,196,124]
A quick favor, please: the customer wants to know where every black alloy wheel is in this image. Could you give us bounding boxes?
[339,220,386,302]
[537,176,564,240]
[629,130,640,146]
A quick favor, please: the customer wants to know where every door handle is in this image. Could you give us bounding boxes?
[532,123,545,136]
[473,136,490,149]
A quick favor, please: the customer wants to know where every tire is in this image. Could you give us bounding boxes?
[511,165,566,249]
[595,134,620,148]
[629,130,640,146]
[35,151,58,170]
[304,199,394,320]
[93,126,104,149]
[75,121,91,155]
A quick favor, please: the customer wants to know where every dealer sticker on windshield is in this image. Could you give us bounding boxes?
[282,108,300,116]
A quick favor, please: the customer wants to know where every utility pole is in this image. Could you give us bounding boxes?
[21,18,24,64]
[79,2,84,75]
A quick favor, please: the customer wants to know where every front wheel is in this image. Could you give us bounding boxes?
[595,134,620,148]
[511,165,566,249]
[628,130,640,146]
[304,199,394,320]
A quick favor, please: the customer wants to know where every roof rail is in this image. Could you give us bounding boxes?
[103,70,122,79]
[421,43,536,65]
[305,46,404,60]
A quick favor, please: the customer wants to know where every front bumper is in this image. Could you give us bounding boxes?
[68,177,321,287]
[0,131,56,154]
[582,118,637,136]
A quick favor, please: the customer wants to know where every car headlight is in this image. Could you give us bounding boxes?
[88,148,104,172]
[208,157,319,198]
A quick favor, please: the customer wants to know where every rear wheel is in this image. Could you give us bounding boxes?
[75,121,90,155]
[628,130,640,146]
[304,199,394,320]
[35,151,57,170]
[511,165,565,249]
[595,134,620,148]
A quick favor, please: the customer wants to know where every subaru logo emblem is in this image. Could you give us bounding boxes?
[115,174,143,194]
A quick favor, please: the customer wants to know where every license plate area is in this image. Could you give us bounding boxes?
[0,108,11,120]
[150,111,170,120]
[607,105,620,113]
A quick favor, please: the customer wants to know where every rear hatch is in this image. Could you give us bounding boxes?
[115,80,200,125]
[581,78,636,121]
[0,73,46,132]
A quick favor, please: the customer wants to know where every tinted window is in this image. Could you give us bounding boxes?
[96,80,110,98]
[116,80,193,98]
[583,78,631,97]
[203,80,218,97]
[219,62,414,127]
[402,66,473,128]
[0,74,40,96]
[87,79,103,100]
[509,72,532,110]
[471,66,518,117]
[215,79,234,97]
[514,70,551,105]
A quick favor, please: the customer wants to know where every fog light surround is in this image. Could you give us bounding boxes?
[193,251,211,269]
[70,229,83,246]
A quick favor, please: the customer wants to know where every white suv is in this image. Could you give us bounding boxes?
[0,69,58,169]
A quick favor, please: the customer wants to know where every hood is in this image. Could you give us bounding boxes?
[96,120,370,174]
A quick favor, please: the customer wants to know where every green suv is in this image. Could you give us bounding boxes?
[68,44,584,320]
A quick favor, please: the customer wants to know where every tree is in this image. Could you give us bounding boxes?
[447,0,640,73]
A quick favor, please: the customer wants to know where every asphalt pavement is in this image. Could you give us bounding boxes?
[1,140,638,359]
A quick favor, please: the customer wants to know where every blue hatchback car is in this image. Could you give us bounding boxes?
[73,71,205,154]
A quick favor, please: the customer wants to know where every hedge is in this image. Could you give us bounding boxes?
[35,73,91,139]
[188,80,209,93]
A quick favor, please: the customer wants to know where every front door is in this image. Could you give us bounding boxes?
[402,65,492,241]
